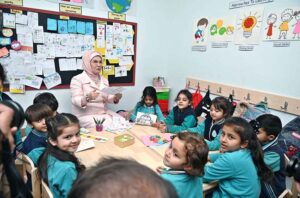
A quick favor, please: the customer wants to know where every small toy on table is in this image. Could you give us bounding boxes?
[114,134,135,148]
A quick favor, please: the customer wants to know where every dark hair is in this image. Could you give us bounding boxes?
[68,158,178,198]
[197,18,208,27]
[25,104,53,124]
[38,113,85,185]
[139,86,158,106]
[33,92,59,112]
[251,114,282,137]
[0,63,6,83]
[176,132,208,176]
[223,117,273,181]
[175,89,192,104]
[211,96,232,119]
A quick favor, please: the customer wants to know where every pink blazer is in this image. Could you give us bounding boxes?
[70,71,119,128]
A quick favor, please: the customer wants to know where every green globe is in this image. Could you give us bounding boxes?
[106,0,132,14]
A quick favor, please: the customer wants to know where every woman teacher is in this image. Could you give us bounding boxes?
[70,51,122,128]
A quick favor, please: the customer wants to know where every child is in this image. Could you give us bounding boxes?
[187,96,231,151]
[69,157,178,198]
[38,113,85,198]
[130,86,165,124]
[250,114,286,198]
[158,89,196,133]
[22,104,53,160]
[25,92,59,136]
[0,63,22,153]
[33,92,59,115]
[158,132,208,198]
[203,117,273,198]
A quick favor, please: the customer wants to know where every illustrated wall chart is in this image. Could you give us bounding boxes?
[192,6,300,49]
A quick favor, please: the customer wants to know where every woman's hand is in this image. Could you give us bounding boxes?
[87,90,100,101]
[113,93,122,104]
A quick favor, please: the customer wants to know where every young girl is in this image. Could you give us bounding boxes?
[130,86,165,124]
[203,117,273,198]
[38,113,85,198]
[158,89,196,133]
[158,132,208,198]
[187,96,231,150]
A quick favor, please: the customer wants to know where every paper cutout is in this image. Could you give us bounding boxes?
[0,47,9,57]
[142,134,172,147]
[86,22,93,35]
[68,19,77,33]
[58,20,68,34]
[77,21,85,34]
[47,18,57,31]
[0,38,11,46]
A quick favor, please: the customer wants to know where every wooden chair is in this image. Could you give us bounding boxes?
[22,154,41,198]
[41,180,53,198]
[278,154,298,198]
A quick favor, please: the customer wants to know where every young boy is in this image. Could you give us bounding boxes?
[25,92,59,136]
[22,104,53,160]
[251,114,286,198]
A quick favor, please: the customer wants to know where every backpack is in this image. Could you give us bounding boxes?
[278,116,300,159]
[192,87,203,109]
[195,90,212,122]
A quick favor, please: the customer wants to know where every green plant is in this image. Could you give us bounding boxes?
[93,117,105,125]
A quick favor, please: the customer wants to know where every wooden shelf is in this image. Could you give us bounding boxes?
[186,77,300,116]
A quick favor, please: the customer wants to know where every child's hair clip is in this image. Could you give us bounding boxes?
[249,120,261,134]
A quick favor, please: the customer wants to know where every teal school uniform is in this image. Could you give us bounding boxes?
[0,92,23,152]
[47,154,78,198]
[25,125,33,136]
[204,149,260,198]
[130,103,165,122]
[165,107,196,133]
[161,170,203,198]
[187,118,225,151]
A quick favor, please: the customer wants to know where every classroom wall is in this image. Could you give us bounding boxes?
[157,0,300,125]
[6,0,299,125]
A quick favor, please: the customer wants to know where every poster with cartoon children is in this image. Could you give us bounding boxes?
[209,16,236,42]
[263,7,300,41]
[193,17,209,46]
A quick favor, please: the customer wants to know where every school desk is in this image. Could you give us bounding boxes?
[75,124,218,194]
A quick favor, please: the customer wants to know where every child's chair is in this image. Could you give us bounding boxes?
[41,180,53,198]
[22,153,41,198]
[277,154,296,198]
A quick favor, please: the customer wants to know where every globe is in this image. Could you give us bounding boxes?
[106,0,132,14]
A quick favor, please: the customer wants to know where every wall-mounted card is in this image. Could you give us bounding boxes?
[136,112,157,126]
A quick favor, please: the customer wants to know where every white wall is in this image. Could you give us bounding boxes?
[160,0,300,125]
[5,0,299,125]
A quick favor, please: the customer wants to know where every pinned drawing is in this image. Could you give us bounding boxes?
[265,13,277,39]
[209,16,236,42]
[262,7,300,41]
[235,7,264,44]
[193,17,209,46]
[292,10,300,39]
[278,8,293,40]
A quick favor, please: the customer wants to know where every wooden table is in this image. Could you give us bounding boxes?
[75,124,217,194]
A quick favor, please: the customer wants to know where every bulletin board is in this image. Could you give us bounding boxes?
[0,4,137,91]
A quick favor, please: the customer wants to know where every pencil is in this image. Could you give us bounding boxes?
[80,133,108,141]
